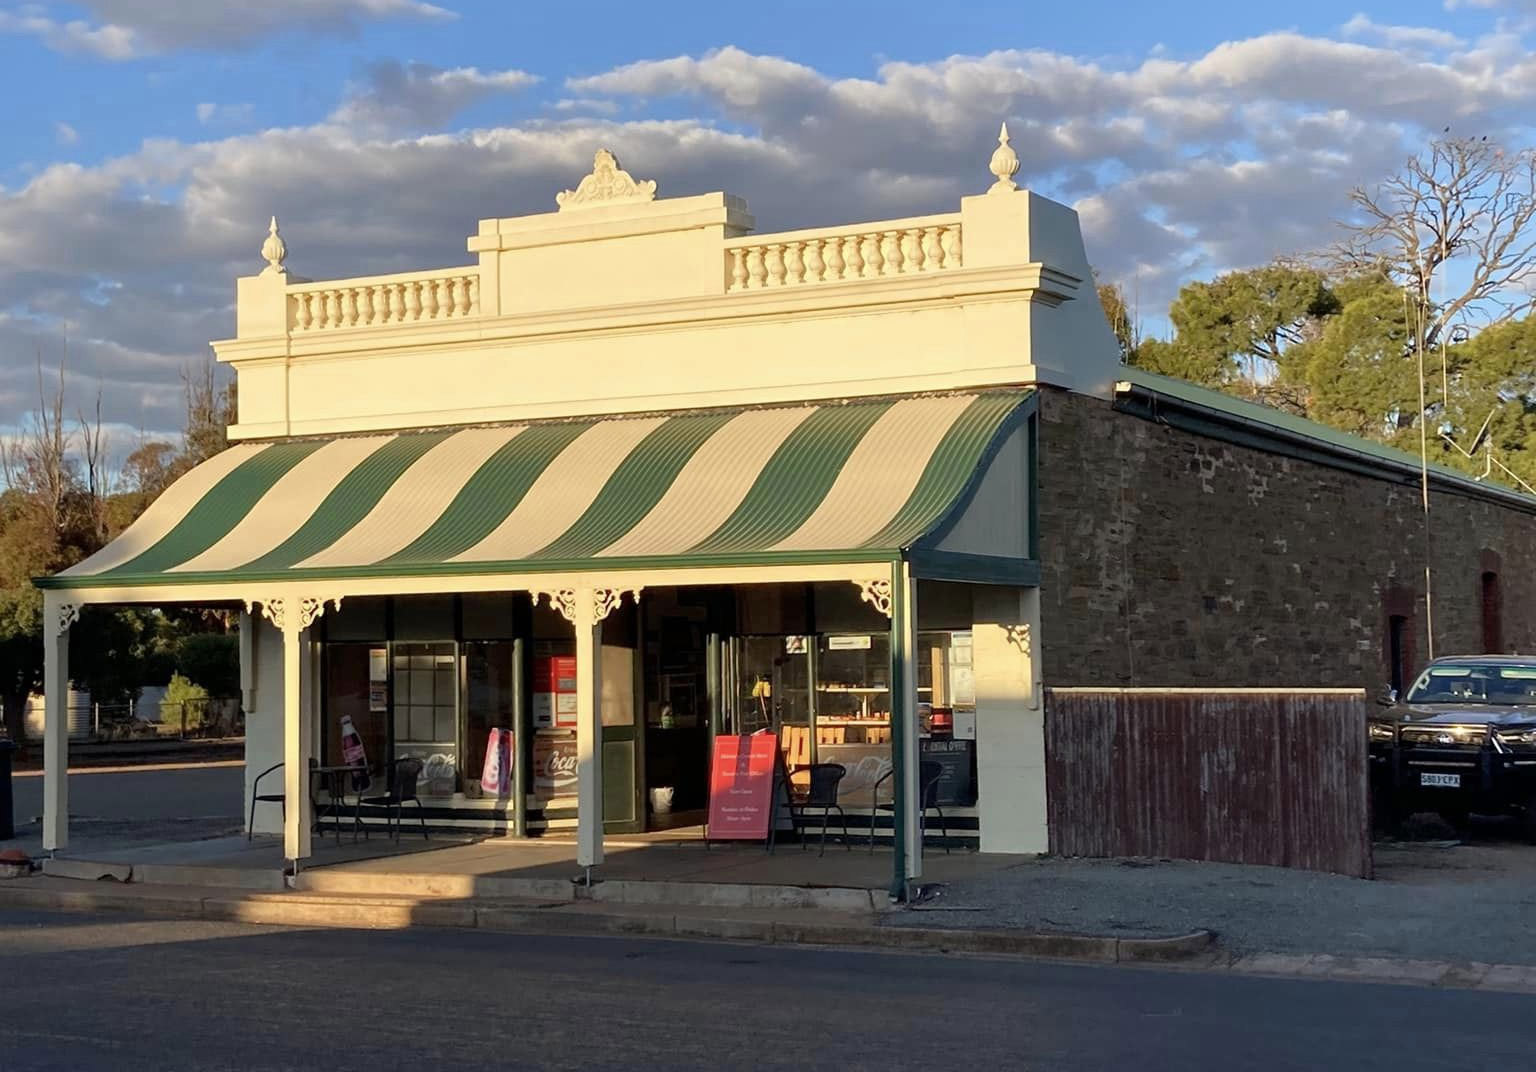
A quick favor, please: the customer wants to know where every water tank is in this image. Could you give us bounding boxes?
[24,691,94,741]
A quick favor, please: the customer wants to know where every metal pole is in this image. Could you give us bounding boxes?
[1415,300,1436,662]
[512,636,528,839]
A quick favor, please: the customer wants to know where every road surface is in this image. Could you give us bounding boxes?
[9,763,244,825]
[0,906,1531,1070]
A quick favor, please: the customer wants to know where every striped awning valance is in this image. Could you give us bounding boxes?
[43,391,1030,589]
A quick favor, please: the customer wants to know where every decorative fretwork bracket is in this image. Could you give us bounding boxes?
[536,587,643,624]
[54,602,81,636]
[244,595,343,632]
[855,578,893,618]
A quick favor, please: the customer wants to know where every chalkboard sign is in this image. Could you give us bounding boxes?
[919,738,977,807]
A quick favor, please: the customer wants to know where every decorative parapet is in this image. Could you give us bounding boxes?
[287,267,480,332]
[723,214,962,292]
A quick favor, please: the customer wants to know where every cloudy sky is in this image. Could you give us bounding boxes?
[2,0,1535,451]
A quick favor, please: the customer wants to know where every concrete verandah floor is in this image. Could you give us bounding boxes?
[52,825,1026,892]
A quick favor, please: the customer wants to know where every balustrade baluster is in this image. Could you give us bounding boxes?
[450,277,468,316]
[730,249,748,291]
[341,288,359,327]
[784,242,805,285]
[922,228,943,271]
[861,234,882,278]
[843,236,863,279]
[386,284,403,323]
[881,232,902,276]
[941,225,961,268]
[824,237,844,281]
[804,239,825,283]
[323,290,340,328]
[404,281,422,321]
[746,247,767,288]
[293,294,311,331]
[900,229,921,273]
[765,244,786,286]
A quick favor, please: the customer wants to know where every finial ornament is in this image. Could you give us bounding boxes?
[988,122,1020,195]
[556,148,658,211]
[260,215,288,276]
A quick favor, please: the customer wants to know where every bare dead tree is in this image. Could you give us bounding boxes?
[78,388,111,543]
[1,354,73,534]
[1335,136,1536,354]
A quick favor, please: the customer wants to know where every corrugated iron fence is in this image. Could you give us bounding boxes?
[1045,688,1371,878]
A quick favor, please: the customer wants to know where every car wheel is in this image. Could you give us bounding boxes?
[1439,805,1470,830]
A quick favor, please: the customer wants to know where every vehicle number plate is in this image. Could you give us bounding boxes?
[1420,772,1461,788]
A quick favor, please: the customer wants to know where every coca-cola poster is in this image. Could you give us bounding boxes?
[533,736,579,805]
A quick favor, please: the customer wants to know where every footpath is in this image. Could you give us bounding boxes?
[2,852,1535,996]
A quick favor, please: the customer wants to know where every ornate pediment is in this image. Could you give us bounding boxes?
[556,149,657,211]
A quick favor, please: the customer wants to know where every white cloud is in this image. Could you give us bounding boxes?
[0,10,136,59]
[1342,14,1465,50]
[54,122,79,145]
[554,98,620,115]
[6,21,1536,434]
[329,61,539,133]
[0,0,454,59]
[196,101,255,126]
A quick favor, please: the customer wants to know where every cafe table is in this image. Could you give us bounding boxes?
[311,764,369,845]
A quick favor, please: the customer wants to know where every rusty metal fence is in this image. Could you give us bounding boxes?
[1045,688,1372,878]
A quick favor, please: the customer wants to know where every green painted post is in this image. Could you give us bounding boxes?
[888,560,909,901]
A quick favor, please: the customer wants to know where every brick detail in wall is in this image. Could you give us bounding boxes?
[1033,388,1536,690]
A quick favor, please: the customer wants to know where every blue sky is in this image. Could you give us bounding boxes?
[0,0,1533,444]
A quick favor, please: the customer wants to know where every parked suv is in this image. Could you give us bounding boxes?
[1370,655,1536,839]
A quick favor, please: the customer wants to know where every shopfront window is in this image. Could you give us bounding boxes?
[815,633,892,804]
[464,641,515,799]
[324,643,390,786]
[393,642,458,796]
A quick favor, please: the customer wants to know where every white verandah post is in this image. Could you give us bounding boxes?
[574,588,604,878]
[42,595,77,853]
[538,585,640,885]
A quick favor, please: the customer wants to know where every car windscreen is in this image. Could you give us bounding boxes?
[1405,663,1536,705]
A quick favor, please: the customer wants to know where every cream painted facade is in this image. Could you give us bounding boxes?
[39,131,1127,894]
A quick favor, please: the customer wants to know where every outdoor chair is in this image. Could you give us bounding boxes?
[869,761,951,854]
[247,762,284,841]
[789,762,849,856]
[360,757,429,843]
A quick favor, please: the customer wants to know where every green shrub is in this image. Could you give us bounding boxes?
[163,672,210,730]
[174,633,239,698]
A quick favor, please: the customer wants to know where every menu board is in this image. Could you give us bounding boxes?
[920,738,977,806]
[706,734,780,840]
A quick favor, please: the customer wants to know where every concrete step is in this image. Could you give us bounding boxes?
[294,867,885,912]
[0,873,1215,967]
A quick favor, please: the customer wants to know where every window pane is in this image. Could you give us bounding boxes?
[410,672,434,706]
[434,669,456,705]
[435,708,456,744]
[411,706,436,741]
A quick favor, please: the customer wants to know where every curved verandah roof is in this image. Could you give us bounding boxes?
[38,391,1035,592]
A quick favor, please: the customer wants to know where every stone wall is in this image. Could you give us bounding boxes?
[1036,388,1536,689]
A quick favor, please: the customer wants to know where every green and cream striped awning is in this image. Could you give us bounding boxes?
[42,391,1031,590]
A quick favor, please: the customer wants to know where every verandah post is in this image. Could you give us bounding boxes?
[889,561,920,900]
[279,598,313,867]
[574,586,604,880]
[42,595,76,853]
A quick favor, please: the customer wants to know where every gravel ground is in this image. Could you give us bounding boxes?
[887,824,1536,965]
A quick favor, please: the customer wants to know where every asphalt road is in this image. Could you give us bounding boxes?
[0,907,1531,1071]
[9,764,244,825]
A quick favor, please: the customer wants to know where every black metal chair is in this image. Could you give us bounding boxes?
[360,757,428,843]
[869,761,951,853]
[248,762,284,840]
[790,762,849,856]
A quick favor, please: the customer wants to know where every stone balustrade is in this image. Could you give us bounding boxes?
[723,215,962,292]
[288,269,480,332]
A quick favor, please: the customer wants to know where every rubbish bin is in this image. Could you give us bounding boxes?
[0,738,14,841]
